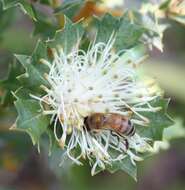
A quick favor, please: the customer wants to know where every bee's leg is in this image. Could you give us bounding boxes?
[110,131,120,145]
[124,139,129,150]
[118,134,129,150]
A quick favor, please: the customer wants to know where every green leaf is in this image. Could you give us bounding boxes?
[15,54,48,90]
[159,0,171,10]
[0,3,14,38]
[120,44,147,64]
[48,16,84,53]
[137,98,174,141]
[54,0,84,20]
[14,87,35,100]
[152,118,185,153]
[163,118,185,140]
[1,0,36,20]
[14,98,49,145]
[94,13,120,43]
[0,60,21,105]
[115,16,145,50]
[119,11,167,51]
[33,9,58,39]
[33,17,58,39]
[94,13,145,50]
[107,156,137,181]
[15,40,50,90]
[31,40,49,63]
[37,129,73,177]
[40,0,51,5]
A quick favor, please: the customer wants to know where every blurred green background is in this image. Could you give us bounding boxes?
[0,1,185,190]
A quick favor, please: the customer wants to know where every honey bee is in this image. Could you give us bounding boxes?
[84,113,135,137]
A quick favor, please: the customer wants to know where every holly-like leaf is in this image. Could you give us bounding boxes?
[14,86,35,100]
[152,118,185,153]
[54,0,84,20]
[33,17,58,39]
[15,40,49,90]
[114,10,167,51]
[31,39,49,64]
[94,14,120,43]
[137,98,174,141]
[120,44,147,64]
[0,3,14,38]
[33,8,58,39]
[107,156,137,181]
[163,118,185,140]
[1,0,36,20]
[94,13,145,50]
[0,60,21,105]
[159,0,171,10]
[48,16,84,53]
[14,98,49,145]
[115,16,145,50]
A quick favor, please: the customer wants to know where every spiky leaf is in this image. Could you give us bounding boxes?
[137,98,174,141]
[33,9,58,39]
[0,61,21,105]
[15,40,49,90]
[1,0,36,20]
[0,3,14,37]
[94,13,145,50]
[94,14,120,43]
[115,16,145,50]
[48,16,84,53]
[107,156,137,181]
[54,0,84,20]
[14,98,49,145]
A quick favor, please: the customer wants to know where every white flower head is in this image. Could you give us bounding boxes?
[32,35,161,175]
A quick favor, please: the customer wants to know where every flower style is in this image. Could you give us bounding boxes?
[32,36,161,175]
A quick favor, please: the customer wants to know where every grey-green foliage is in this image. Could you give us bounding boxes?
[1,0,36,20]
